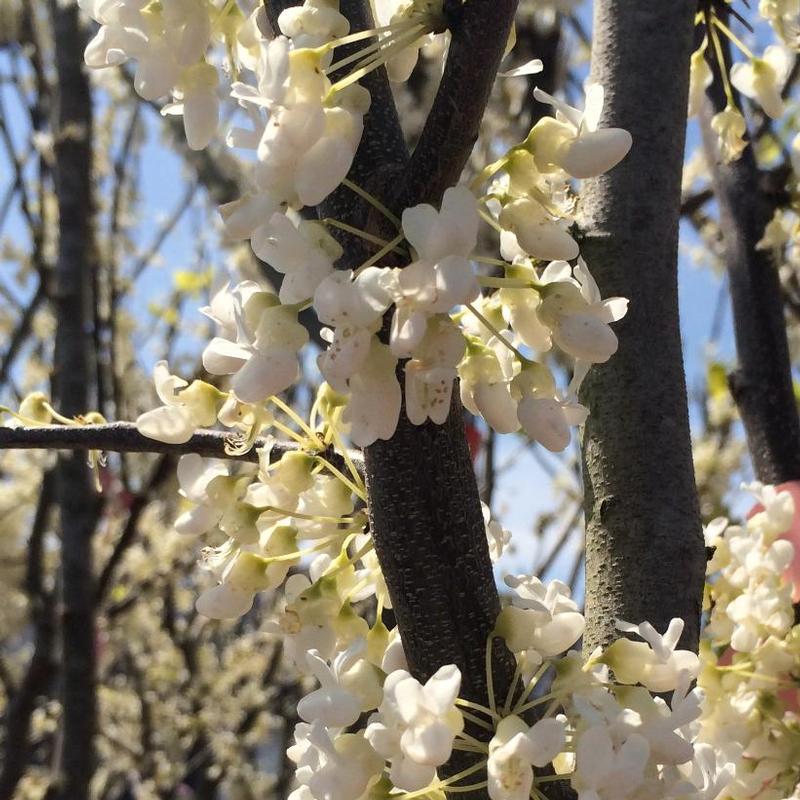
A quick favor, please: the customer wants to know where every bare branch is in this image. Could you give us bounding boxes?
[0,422,363,472]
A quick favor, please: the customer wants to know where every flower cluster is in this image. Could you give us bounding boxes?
[281,578,736,800]
[76,0,632,455]
[79,0,244,149]
[688,5,795,164]
[700,483,800,799]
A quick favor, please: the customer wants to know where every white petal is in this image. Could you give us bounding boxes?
[424,664,461,715]
[195,584,255,619]
[400,720,455,766]
[232,350,298,403]
[174,503,222,536]
[561,128,632,179]
[296,135,355,207]
[473,382,520,434]
[499,59,544,78]
[135,405,195,444]
[582,83,606,133]
[526,718,566,767]
[297,688,361,728]
[176,453,227,500]
[183,88,219,151]
[517,396,570,452]
[554,314,618,363]
[202,337,252,375]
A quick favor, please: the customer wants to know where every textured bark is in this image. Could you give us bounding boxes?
[265,0,519,719]
[48,4,101,798]
[361,0,519,709]
[578,1,706,653]
[700,37,800,485]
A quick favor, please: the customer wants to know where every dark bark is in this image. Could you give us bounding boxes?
[354,0,520,711]
[397,0,518,210]
[0,423,361,470]
[578,0,706,652]
[700,33,800,485]
[264,0,520,719]
[48,4,101,797]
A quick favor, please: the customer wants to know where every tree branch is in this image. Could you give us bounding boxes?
[578,0,705,652]
[699,26,800,485]
[0,422,360,468]
[265,5,520,790]
[398,0,517,207]
[0,281,46,391]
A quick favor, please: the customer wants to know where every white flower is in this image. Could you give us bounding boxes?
[298,640,381,727]
[483,503,512,562]
[572,726,649,800]
[742,481,795,536]
[614,681,701,765]
[173,454,233,537]
[405,316,466,425]
[686,743,735,800]
[135,361,220,444]
[246,448,315,517]
[725,581,795,651]
[603,618,700,692]
[391,186,480,357]
[531,84,633,179]
[294,476,354,540]
[516,393,588,453]
[288,721,383,800]
[314,268,394,392]
[496,575,585,668]
[163,61,220,151]
[498,199,579,262]
[251,213,341,304]
[488,715,566,800]
[711,105,748,163]
[278,0,350,53]
[365,664,463,791]
[460,335,520,434]
[537,258,627,369]
[342,338,402,447]
[731,46,794,120]
[202,284,308,404]
[80,0,221,147]
[196,548,285,619]
[230,42,370,210]
[371,0,442,83]
[688,48,713,118]
[497,262,552,352]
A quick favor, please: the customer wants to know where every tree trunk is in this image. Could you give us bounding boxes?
[265,0,519,715]
[49,3,101,797]
[700,31,800,485]
[578,0,706,653]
